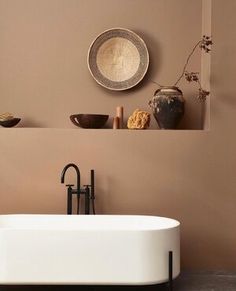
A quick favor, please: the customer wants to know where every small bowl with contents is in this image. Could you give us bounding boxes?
[0,113,21,128]
[70,114,109,129]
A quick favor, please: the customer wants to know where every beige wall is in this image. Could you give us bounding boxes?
[0,0,202,129]
[0,0,236,271]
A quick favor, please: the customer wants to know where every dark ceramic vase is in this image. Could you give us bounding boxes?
[149,86,185,129]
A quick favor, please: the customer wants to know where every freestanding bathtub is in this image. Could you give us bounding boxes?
[0,215,180,286]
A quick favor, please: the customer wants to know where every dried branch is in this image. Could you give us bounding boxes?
[151,36,212,102]
[174,40,202,86]
[151,80,163,88]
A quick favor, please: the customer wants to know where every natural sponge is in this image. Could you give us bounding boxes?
[127,109,150,129]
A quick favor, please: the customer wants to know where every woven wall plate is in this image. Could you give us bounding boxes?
[87,28,149,91]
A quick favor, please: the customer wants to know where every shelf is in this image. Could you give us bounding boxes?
[0,127,209,132]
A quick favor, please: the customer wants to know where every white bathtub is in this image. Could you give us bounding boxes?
[0,215,180,285]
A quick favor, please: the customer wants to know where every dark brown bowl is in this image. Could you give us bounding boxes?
[70,114,109,129]
[0,118,21,128]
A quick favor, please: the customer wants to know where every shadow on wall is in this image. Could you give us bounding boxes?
[18,118,45,128]
[179,96,203,130]
[130,29,163,92]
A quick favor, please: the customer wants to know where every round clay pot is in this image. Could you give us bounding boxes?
[149,86,185,129]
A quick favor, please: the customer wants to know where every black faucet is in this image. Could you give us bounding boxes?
[61,163,80,215]
[61,163,95,215]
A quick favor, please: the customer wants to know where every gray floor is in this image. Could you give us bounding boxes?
[0,272,235,290]
[174,272,236,291]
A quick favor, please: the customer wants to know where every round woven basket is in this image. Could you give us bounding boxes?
[88,28,149,91]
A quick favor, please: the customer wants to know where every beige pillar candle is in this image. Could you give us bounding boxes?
[116,106,124,129]
[113,117,120,129]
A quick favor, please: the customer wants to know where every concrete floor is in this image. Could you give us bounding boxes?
[174,272,236,291]
[0,273,235,290]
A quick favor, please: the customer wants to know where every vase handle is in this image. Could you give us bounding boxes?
[148,99,155,109]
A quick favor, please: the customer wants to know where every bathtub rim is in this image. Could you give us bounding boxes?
[0,214,180,231]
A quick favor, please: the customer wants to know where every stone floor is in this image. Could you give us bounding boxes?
[0,272,236,290]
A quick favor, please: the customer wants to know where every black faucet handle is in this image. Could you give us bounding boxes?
[66,184,74,188]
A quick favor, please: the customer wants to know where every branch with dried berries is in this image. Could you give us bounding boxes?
[184,71,210,102]
[152,35,213,102]
[174,35,212,102]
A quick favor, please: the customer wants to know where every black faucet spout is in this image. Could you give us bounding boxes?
[61,163,80,192]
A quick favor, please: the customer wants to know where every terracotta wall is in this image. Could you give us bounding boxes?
[0,0,236,271]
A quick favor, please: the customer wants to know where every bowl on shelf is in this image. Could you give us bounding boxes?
[70,114,109,129]
[0,118,21,128]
